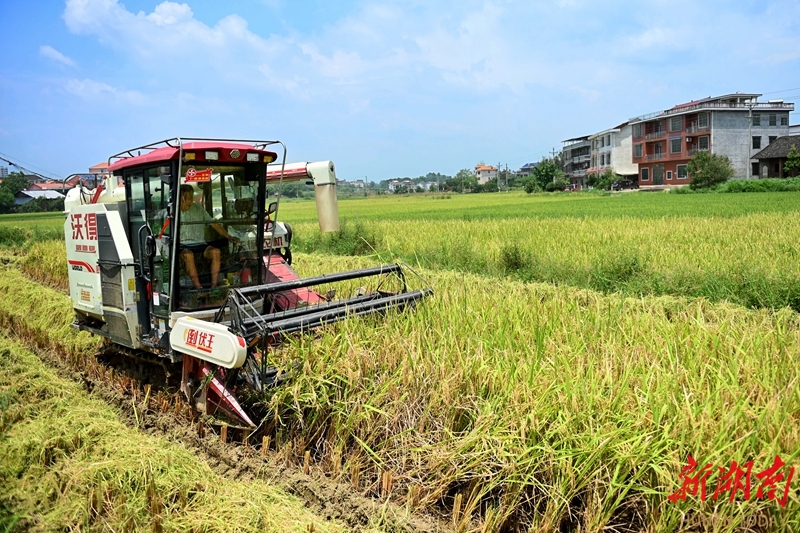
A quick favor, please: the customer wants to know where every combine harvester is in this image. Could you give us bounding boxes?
[64,137,430,426]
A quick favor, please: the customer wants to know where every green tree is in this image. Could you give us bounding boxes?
[0,172,30,195]
[454,168,478,193]
[587,168,617,190]
[784,145,800,177]
[0,188,14,214]
[526,158,561,193]
[544,177,570,192]
[687,151,734,190]
[480,177,499,193]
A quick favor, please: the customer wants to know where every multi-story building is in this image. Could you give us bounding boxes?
[630,93,793,186]
[0,166,8,179]
[474,164,498,185]
[562,136,591,187]
[587,122,638,181]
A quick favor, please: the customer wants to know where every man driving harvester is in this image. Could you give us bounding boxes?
[179,184,239,289]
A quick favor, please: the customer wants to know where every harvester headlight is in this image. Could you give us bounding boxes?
[264,155,274,163]
[205,151,219,161]
[184,152,196,160]
[246,152,259,162]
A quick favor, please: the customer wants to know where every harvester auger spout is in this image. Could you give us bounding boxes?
[63,137,432,428]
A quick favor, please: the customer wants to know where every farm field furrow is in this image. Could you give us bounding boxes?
[3,242,798,531]
[0,333,350,533]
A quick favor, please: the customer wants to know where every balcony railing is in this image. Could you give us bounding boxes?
[645,131,666,140]
[646,153,666,161]
[631,101,794,123]
[685,124,710,134]
[572,155,590,163]
[686,148,709,157]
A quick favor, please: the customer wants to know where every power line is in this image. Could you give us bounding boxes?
[762,87,800,96]
[0,152,62,180]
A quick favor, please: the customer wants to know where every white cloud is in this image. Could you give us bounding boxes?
[39,45,76,66]
[64,1,280,66]
[146,2,193,25]
[65,78,145,103]
[58,0,800,129]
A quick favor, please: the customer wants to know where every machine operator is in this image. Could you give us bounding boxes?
[179,184,239,290]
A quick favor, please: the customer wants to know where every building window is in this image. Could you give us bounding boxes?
[698,113,709,128]
[677,165,688,179]
[670,117,681,131]
[634,124,642,138]
[641,168,649,181]
[781,116,788,126]
[634,144,643,158]
[753,114,761,126]
[752,136,761,149]
[769,114,777,126]
[607,134,611,145]
[752,162,760,177]
[667,170,673,180]
[769,136,777,144]
[670,138,681,153]
[699,136,709,151]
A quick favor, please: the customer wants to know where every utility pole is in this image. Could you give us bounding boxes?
[747,99,754,179]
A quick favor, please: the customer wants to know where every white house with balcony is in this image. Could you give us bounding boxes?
[588,123,638,181]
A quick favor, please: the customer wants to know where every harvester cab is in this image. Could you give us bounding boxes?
[64,138,430,426]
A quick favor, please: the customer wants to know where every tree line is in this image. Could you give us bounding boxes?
[0,172,65,214]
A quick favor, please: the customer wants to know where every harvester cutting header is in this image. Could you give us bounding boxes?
[64,137,430,426]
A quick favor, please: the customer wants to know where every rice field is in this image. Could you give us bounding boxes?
[1,190,799,531]
[288,193,800,312]
[0,335,348,533]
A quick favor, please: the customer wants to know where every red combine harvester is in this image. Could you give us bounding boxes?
[64,138,430,426]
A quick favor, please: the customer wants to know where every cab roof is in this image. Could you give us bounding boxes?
[108,141,278,173]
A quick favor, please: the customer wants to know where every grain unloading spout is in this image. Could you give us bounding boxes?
[267,160,340,232]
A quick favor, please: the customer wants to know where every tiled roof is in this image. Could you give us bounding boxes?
[28,181,70,190]
[752,135,800,159]
[15,190,65,199]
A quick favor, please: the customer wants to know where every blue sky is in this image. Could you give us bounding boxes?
[1,0,799,182]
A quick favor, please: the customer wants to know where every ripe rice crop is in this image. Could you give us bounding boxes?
[3,189,800,530]
[0,334,346,533]
[258,254,799,531]
[292,211,800,312]
[3,249,799,530]
[279,190,800,223]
